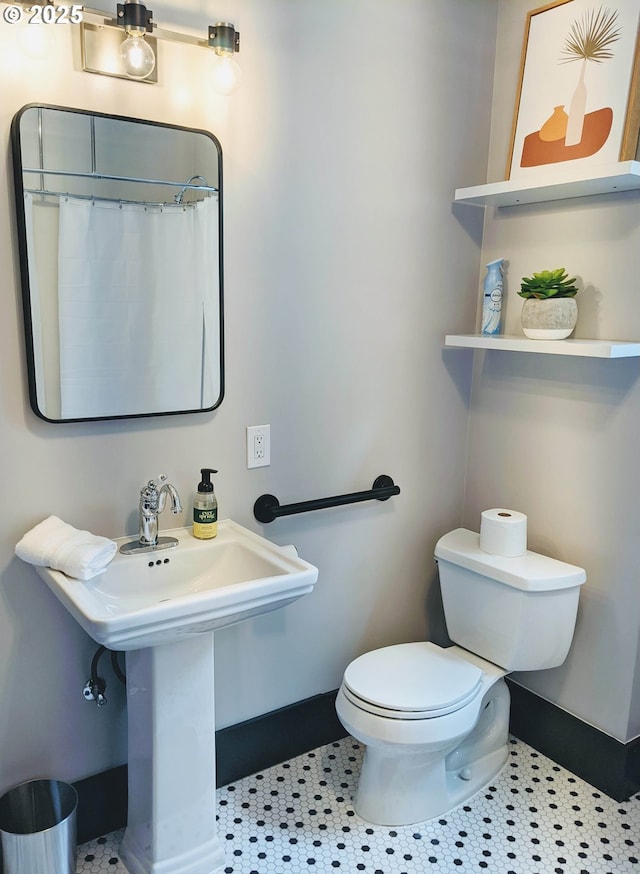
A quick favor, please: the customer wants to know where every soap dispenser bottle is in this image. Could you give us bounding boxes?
[193,468,218,539]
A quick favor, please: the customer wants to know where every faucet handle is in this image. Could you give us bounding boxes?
[140,475,168,507]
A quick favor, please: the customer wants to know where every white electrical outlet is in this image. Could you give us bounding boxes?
[247,425,270,468]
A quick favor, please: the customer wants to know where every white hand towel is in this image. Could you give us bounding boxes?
[15,515,117,581]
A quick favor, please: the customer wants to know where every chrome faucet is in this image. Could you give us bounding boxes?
[120,474,183,555]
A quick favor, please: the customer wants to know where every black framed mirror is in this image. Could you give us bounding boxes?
[11,104,224,422]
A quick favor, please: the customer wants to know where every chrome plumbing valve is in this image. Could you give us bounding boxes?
[83,677,107,706]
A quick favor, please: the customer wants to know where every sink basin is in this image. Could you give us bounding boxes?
[36,519,318,650]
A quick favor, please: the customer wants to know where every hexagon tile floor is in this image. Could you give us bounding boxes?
[76,736,640,874]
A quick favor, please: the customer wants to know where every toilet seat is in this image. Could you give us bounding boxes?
[342,642,483,720]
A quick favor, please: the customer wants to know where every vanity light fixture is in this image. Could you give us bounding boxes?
[208,23,242,96]
[79,4,242,91]
[117,0,155,80]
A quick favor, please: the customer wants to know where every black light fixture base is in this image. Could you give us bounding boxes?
[117,2,154,33]
[208,23,240,54]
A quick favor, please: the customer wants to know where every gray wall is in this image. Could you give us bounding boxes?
[0,0,497,791]
[463,0,640,744]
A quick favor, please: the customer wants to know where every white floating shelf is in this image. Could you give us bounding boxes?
[454,161,640,207]
[445,334,640,358]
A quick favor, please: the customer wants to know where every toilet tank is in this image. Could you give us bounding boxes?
[434,528,586,672]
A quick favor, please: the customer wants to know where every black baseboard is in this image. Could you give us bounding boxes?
[74,764,128,846]
[73,690,347,844]
[215,689,347,787]
[506,678,640,802]
[74,681,640,844]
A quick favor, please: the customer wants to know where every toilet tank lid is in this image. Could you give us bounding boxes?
[434,528,586,592]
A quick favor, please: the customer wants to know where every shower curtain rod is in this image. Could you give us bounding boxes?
[21,166,218,194]
[23,188,210,208]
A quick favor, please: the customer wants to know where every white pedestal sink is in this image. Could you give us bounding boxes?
[36,521,319,874]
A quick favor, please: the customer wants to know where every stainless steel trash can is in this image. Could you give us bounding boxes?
[0,779,78,874]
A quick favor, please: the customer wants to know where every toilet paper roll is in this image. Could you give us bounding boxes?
[479,508,527,557]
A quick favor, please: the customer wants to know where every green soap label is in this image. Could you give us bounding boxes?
[194,507,218,524]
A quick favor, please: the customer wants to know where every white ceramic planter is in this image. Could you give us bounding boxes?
[521,297,578,340]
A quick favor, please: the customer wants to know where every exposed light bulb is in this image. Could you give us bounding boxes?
[119,32,155,79]
[211,52,242,96]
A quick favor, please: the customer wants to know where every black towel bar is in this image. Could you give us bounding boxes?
[253,475,400,524]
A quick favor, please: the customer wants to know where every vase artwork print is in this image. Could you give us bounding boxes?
[507,0,640,180]
[481,259,505,336]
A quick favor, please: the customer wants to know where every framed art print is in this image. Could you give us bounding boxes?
[507,0,640,179]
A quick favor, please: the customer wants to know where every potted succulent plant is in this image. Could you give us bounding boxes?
[518,268,579,339]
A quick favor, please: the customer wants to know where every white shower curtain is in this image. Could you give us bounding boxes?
[57,196,219,419]
[24,192,46,411]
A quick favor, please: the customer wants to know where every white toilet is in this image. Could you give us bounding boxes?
[335,527,586,826]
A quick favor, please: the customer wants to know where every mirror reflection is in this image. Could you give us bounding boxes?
[11,104,224,422]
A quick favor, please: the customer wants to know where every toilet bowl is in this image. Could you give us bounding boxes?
[336,642,510,825]
[336,527,586,826]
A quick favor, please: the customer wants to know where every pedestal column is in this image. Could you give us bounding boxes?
[120,634,226,874]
